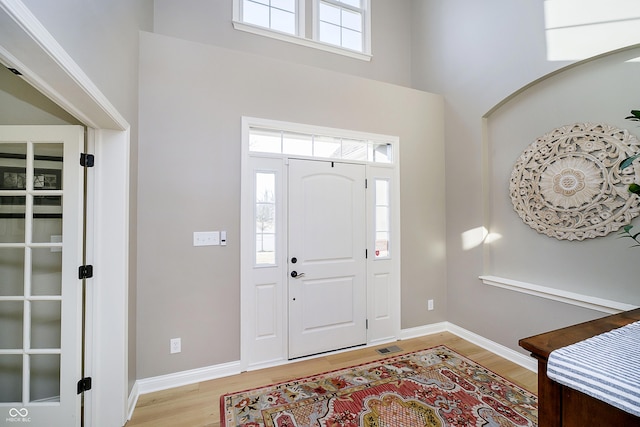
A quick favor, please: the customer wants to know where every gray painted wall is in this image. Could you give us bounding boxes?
[153,0,413,88]
[487,48,640,300]
[137,31,445,378]
[10,0,640,387]
[411,0,640,353]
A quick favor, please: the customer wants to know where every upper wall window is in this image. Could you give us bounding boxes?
[241,0,297,35]
[317,0,364,52]
[233,0,371,60]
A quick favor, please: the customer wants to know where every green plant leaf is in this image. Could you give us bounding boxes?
[626,110,640,121]
[621,154,640,169]
[629,183,640,194]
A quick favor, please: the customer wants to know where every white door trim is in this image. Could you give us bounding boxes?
[0,2,130,425]
[240,117,401,370]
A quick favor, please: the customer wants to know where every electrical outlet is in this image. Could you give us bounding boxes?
[170,338,181,354]
[427,299,434,311]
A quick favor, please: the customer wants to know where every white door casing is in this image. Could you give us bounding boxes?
[0,125,84,427]
[287,159,367,359]
[0,3,131,423]
[240,117,400,370]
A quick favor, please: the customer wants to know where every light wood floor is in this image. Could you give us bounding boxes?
[125,332,537,427]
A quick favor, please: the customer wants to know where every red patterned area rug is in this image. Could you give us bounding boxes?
[220,345,538,427]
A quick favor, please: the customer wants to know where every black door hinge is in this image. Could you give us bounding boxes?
[80,153,95,167]
[78,265,94,279]
[366,319,369,329]
[77,377,92,394]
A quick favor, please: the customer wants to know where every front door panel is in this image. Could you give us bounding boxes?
[288,159,366,359]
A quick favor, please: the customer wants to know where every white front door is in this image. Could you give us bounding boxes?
[288,159,367,359]
[0,126,84,427]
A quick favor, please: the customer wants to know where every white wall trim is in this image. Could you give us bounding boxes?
[127,382,140,421]
[128,361,242,420]
[0,2,132,425]
[232,21,372,61]
[128,322,536,419]
[480,275,639,314]
[136,361,242,396]
[445,322,538,373]
[399,322,448,340]
[0,0,128,130]
[400,321,537,373]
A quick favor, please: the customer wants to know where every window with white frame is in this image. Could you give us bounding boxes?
[317,0,365,52]
[241,0,298,35]
[248,126,392,164]
[374,178,390,258]
[255,171,276,265]
[233,0,371,59]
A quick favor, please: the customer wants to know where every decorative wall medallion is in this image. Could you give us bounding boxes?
[510,123,640,241]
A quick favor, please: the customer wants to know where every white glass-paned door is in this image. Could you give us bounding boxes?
[0,126,84,427]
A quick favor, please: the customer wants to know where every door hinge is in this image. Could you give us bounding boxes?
[80,153,95,167]
[78,265,94,279]
[365,178,368,189]
[366,319,369,329]
[77,377,92,394]
[365,249,368,259]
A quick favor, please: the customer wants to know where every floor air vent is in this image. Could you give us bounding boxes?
[376,345,402,355]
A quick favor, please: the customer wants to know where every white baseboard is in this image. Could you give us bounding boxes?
[127,381,139,421]
[128,360,241,420]
[399,322,448,340]
[398,321,537,373]
[128,322,536,419]
[445,322,538,373]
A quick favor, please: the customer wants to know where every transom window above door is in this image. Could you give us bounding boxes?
[233,0,371,60]
[248,126,392,164]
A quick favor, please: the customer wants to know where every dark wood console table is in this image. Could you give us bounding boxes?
[519,309,640,427]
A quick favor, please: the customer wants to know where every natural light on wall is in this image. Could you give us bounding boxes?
[545,0,640,61]
[461,227,502,250]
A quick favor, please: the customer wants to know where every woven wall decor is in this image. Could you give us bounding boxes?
[510,123,640,241]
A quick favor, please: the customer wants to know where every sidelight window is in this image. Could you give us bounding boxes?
[255,171,276,265]
[374,178,390,259]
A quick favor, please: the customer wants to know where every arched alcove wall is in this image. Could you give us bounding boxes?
[482,45,640,307]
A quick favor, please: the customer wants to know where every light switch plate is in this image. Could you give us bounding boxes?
[193,231,220,246]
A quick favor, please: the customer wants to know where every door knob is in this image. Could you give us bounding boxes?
[290,271,305,278]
